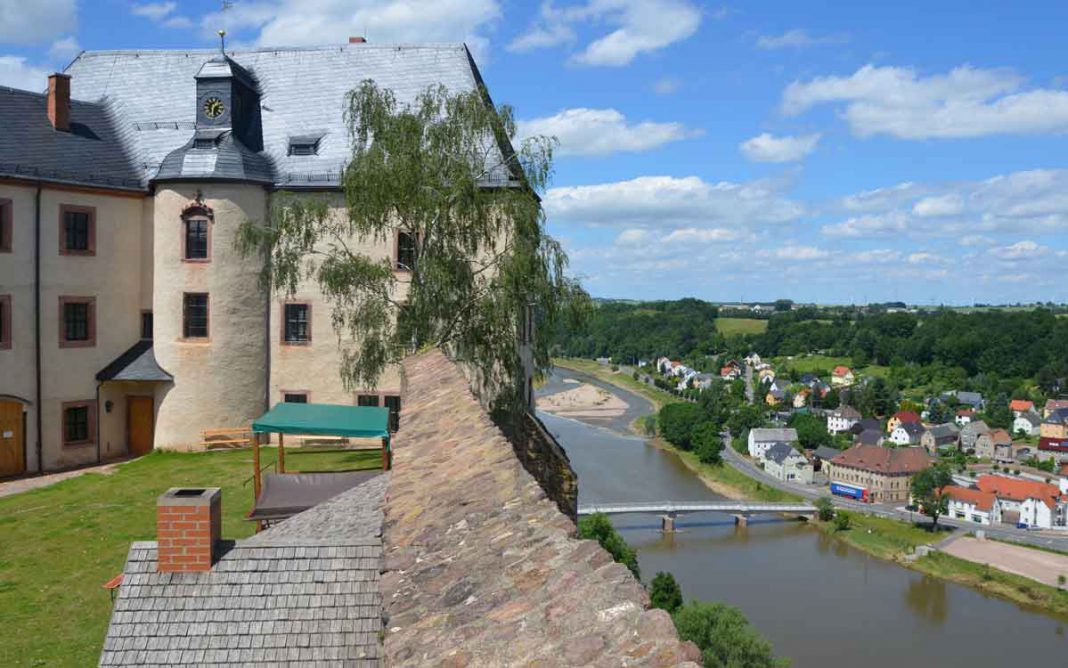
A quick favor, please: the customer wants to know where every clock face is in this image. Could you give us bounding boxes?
[202,97,225,120]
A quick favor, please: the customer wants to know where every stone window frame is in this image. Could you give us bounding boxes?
[0,294,10,350]
[280,301,312,346]
[182,292,210,341]
[58,204,96,256]
[58,295,96,348]
[182,215,212,263]
[0,198,11,253]
[61,399,97,448]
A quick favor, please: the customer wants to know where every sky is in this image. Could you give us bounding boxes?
[2,1,1067,305]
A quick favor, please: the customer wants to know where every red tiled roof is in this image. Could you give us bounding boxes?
[830,444,931,475]
[892,411,921,424]
[956,408,974,416]
[833,366,852,376]
[1009,399,1034,412]
[942,486,997,512]
[976,475,1062,509]
[987,429,1012,445]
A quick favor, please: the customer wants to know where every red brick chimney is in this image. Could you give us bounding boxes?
[156,488,222,573]
[47,73,71,132]
[349,36,367,44]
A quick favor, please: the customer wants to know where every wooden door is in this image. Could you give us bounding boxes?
[127,396,154,456]
[0,401,25,477]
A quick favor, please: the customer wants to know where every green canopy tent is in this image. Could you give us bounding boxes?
[248,403,392,526]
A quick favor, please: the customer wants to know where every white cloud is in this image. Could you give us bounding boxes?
[48,36,80,62]
[853,249,901,264]
[0,0,76,45]
[912,193,963,217]
[756,29,848,50]
[131,2,177,21]
[959,234,994,247]
[907,252,947,265]
[821,212,908,238]
[518,108,700,156]
[545,175,805,229]
[203,0,501,61]
[163,16,193,29]
[762,245,830,261]
[739,132,820,163]
[509,0,701,67]
[661,227,747,243]
[0,55,50,91]
[653,76,680,95]
[840,182,922,213]
[784,64,1068,139]
[988,240,1048,261]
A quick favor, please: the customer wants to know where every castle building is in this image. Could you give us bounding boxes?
[0,40,521,475]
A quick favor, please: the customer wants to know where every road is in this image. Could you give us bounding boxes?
[720,431,1068,552]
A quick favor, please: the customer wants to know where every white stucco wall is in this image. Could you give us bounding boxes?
[152,184,269,450]
[0,182,146,471]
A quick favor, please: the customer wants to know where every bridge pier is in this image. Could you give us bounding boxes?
[661,512,677,533]
[733,514,749,528]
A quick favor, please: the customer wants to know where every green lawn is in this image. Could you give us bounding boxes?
[714,317,768,336]
[774,354,889,379]
[0,448,381,667]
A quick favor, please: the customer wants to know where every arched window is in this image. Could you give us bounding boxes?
[181,195,214,262]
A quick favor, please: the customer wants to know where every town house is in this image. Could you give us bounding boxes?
[0,41,525,475]
[974,429,1012,460]
[747,427,799,460]
[827,405,861,434]
[825,444,931,504]
[942,486,1002,525]
[976,475,1066,529]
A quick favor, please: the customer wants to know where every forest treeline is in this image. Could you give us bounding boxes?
[552,300,1068,392]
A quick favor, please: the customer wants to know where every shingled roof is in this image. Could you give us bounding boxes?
[831,444,931,475]
[380,350,700,666]
[100,475,388,666]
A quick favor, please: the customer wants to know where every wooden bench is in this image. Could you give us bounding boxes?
[201,428,258,450]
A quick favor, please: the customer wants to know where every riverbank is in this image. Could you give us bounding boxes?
[554,358,1068,620]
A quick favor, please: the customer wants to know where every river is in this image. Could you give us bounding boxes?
[538,370,1068,667]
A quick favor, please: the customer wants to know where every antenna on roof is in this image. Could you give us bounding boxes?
[218,29,226,54]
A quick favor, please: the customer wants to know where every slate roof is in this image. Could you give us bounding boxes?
[100,475,388,667]
[750,427,799,443]
[380,350,700,666]
[896,422,926,437]
[1016,411,1042,427]
[96,340,173,382]
[765,442,803,465]
[832,405,862,421]
[926,422,960,443]
[56,43,517,190]
[813,445,841,461]
[855,429,883,446]
[0,85,143,190]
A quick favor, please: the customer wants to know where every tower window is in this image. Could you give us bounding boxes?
[183,293,209,339]
[184,217,209,261]
[283,303,311,344]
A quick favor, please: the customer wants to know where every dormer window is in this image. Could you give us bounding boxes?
[194,138,215,150]
[288,135,322,156]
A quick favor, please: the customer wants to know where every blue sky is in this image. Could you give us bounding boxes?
[3,1,1067,305]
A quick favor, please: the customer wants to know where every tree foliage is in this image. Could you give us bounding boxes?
[649,571,683,614]
[578,513,640,579]
[672,602,788,668]
[787,412,832,450]
[692,422,724,465]
[910,465,955,529]
[658,403,703,450]
[236,81,588,413]
[814,497,835,522]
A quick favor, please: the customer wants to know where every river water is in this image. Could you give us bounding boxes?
[538,371,1068,666]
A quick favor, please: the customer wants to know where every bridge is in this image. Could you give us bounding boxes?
[578,501,818,532]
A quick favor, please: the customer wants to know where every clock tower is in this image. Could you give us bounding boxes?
[193,52,263,151]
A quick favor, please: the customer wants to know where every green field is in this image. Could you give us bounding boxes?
[774,354,889,379]
[0,448,381,667]
[714,317,768,336]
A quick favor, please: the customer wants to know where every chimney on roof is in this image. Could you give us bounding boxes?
[349,36,367,43]
[156,488,222,573]
[47,73,71,132]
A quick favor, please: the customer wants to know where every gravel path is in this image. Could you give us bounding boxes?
[941,535,1068,588]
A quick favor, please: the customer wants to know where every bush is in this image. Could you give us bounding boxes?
[814,497,834,522]
[672,601,787,668]
[649,572,683,614]
[833,511,852,531]
[578,513,640,579]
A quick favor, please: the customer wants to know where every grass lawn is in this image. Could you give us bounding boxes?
[0,447,381,667]
[774,354,889,379]
[714,317,768,336]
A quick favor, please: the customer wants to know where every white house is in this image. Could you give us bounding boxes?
[747,427,800,460]
[763,443,813,484]
[977,475,1066,529]
[1013,411,1042,437]
[827,406,862,435]
[744,352,761,366]
[889,422,925,446]
[943,486,1002,525]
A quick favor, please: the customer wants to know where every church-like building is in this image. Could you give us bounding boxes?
[0,39,520,475]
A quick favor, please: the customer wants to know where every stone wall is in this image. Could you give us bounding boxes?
[381,349,701,666]
[497,410,579,521]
